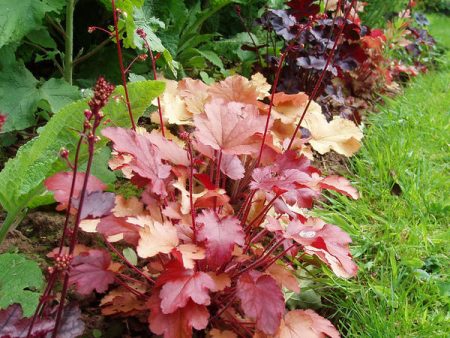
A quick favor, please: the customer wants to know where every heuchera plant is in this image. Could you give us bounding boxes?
[17,2,363,337]
[34,71,359,338]
[255,0,394,123]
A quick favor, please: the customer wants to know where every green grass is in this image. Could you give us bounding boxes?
[316,15,450,337]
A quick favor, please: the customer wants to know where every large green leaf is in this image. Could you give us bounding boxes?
[0,253,44,317]
[0,80,165,242]
[0,61,40,132]
[0,0,63,49]
[0,59,81,133]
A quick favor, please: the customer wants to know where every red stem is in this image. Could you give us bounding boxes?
[255,23,311,167]
[215,150,223,188]
[112,0,136,130]
[114,277,146,297]
[187,141,197,243]
[105,240,155,284]
[142,38,165,137]
[50,274,70,338]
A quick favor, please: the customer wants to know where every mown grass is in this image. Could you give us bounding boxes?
[316,14,450,337]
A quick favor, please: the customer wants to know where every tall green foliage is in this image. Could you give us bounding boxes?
[0,80,165,243]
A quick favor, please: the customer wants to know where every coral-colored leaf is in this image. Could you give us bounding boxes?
[286,218,357,278]
[208,75,259,105]
[272,92,309,124]
[194,99,267,155]
[135,216,179,258]
[153,79,191,125]
[147,130,190,166]
[148,294,209,338]
[112,195,144,217]
[157,265,215,314]
[276,309,340,338]
[96,215,141,245]
[301,104,363,157]
[267,262,300,293]
[236,270,285,334]
[172,244,206,269]
[44,172,106,211]
[197,210,245,269]
[100,284,147,316]
[220,154,245,180]
[102,127,171,196]
[250,72,271,100]
[319,175,359,199]
[178,78,210,116]
[68,249,116,295]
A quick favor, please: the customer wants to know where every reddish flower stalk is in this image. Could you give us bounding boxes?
[111,0,136,130]
[27,78,115,338]
[255,23,311,167]
[186,138,197,242]
[137,28,166,138]
[287,0,357,150]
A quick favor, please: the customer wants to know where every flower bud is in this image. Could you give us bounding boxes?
[59,148,69,158]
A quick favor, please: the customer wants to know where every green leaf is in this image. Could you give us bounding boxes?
[26,27,57,49]
[0,0,62,49]
[196,49,224,70]
[0,60,39,132]
[81,147,117,186]
[123,247,138,266]
[39,78,81,113]
[114,0,145,48]
[0,253,44,317]
[132,6,165,50]
[0,59,80,133]
[0,80,165,242]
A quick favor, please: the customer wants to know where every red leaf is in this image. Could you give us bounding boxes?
[102,127,171,197]
[194,99,267,155]
[319,175,359,199]
[286,218,357,278]
[276,309,340,338]
[148,293,209,338]
[44,172,106,211]
[287,0,320,19]
[194,173,216,190]
[96,215,141,245]
[158,267,215,314]
[236,270,285,334]
[196,210,245,269]
[250,151,321,203]
[68,249,116,295]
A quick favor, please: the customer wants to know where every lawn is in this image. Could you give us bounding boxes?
[318,14,450,337]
